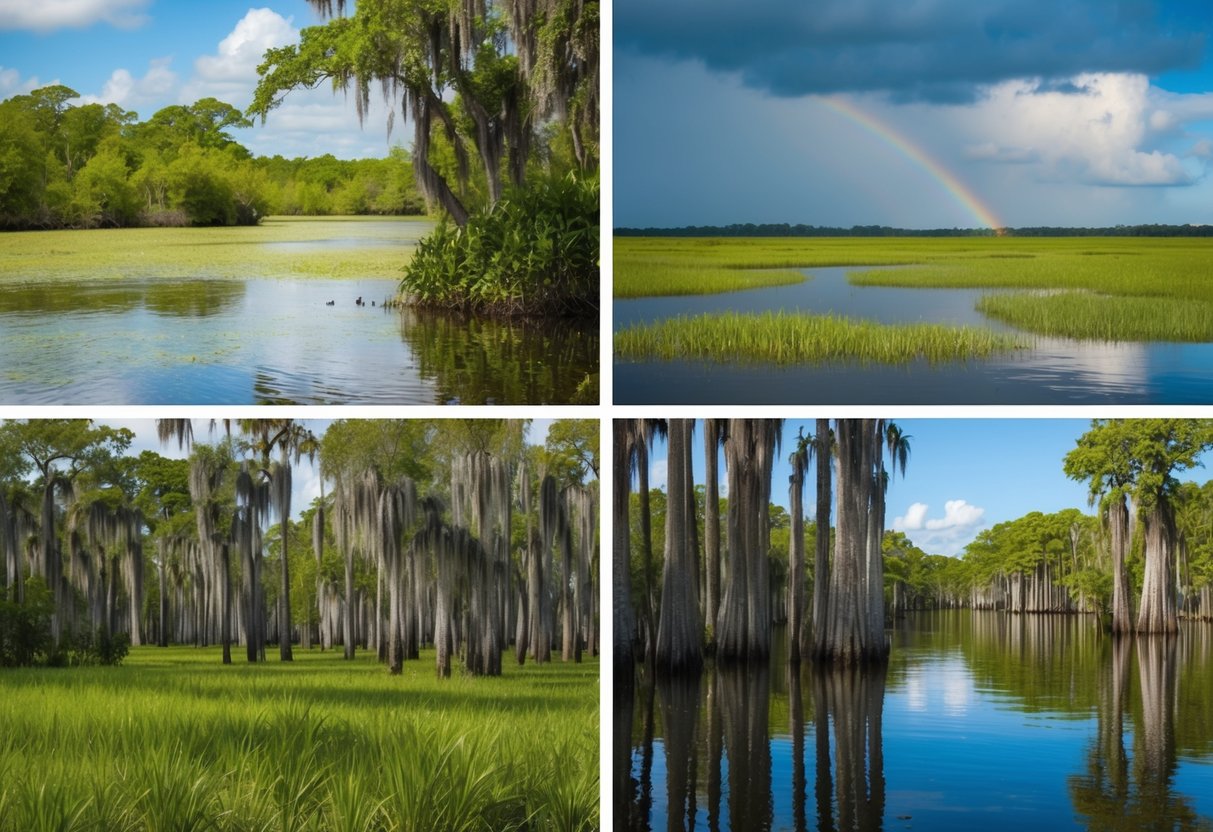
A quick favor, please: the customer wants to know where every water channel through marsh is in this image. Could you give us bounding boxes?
[0,219,597,404]
[619,612,1213,831]
[614,267,1213,403]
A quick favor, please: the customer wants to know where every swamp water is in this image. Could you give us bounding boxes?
[619,612,1213,831]
[614,268,1213,404]
[0,221,596,404]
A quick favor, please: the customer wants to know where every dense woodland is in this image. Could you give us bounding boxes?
[0,419,599,672]
[614,419,1213,677]
[0,88,425,230]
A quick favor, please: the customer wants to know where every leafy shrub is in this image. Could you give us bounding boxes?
[399,170,598,317]
[68,627,131,666]
[0,577,55,667]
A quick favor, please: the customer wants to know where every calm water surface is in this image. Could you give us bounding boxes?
[0,224,596,404]
[618,612,1213,831]
[614,268,1213,404]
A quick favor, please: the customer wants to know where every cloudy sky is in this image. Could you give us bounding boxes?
[644,419,1213,558]
[0,0,401,158]
[616,0,1213,228]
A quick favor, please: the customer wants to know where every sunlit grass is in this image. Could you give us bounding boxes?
[976,292,1213,341]
[614,311,1028,364]
[0,216,432,282]
[0,646,598,832]
[616,236,1213,343]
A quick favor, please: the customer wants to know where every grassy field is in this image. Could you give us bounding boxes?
[614,236,1213,343]
[0,216,431,282]
[614,311,1027,364]
[0,646,598,832]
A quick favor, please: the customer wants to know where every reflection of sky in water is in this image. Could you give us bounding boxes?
[0,277,595,404]
[628,618,1213,831]
[615,267,1213,404]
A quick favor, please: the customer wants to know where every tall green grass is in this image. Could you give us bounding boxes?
[616,236,1213,342]
[614,311,1027,364]
[977,292,1213,341]
[0,647,598,832]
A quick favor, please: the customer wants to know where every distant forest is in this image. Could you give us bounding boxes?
[0,85,426,230]
[616,223,1213,237]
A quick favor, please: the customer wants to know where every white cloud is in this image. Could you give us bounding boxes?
[925,499,984,530]
[0,66,49,97]
[79,57,177,111]
[894,499,986,556]
[0,0,150,32]
[179,7,401,159]
[896,502,929,530]
[962,73,1202,186]
[182,8,299,106]
[649,459,668,493]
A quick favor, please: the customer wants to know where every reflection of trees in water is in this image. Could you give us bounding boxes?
[397,307,597,404]
[141,280,244,317]
[719,662,772,831]
[661,672,705,832]
[1070,635,1211,830]
[616,672,638,832]
[963,611,1103,715]
[809,664,886,832]
[0,279,244,317]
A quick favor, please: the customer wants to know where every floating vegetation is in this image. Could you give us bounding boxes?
[615,311,1028,364]
[0,217,429,282]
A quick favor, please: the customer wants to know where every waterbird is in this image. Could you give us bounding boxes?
[355,296,363,306]
[325,300,335,306]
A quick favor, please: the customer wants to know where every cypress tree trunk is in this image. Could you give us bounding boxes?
[613,420,635,672]
[703,420,721,648]
[1137,501,1179,634]
[1106,496,1131,629]
[655,419,702,673]
[819,420,887,664]
[788,452,806,665]
[813,419,832,658]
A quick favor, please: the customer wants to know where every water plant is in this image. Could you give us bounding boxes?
[615,311,1028,364]
[398,172,599,317]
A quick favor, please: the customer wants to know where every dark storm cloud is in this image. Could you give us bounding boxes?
[616,0,1207,102]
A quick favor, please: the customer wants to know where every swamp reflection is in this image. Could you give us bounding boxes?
[620,613,1213,831]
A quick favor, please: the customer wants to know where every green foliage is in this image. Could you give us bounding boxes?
[399,171,599,316]
[0,578,55,667]
[66,627,131,666]
[0,89,424,230]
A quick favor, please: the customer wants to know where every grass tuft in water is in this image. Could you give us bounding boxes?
[976,291,1213,341]
[615,311,1027,364]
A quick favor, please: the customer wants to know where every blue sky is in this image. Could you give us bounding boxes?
[0,1,403,158]
[616,0,1213,228]
[644,419,1213,558]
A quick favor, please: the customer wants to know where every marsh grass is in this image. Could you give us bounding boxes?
[0,217,431,282]
[0,647,598,832]
[617,236,1213,342]
[976,292,1213,341]
[614,311,1027,364]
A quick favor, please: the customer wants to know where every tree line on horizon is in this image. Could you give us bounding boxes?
[615,222,1213,237]
[0,418,599,675]
[0,86,425,231]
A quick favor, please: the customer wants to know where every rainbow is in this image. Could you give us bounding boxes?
[820,97,1004,232]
